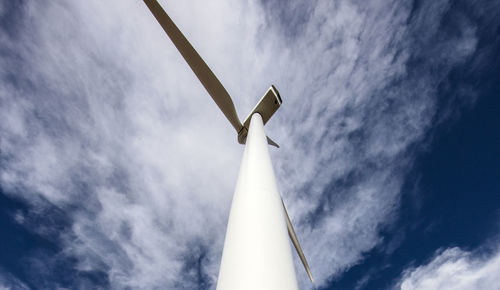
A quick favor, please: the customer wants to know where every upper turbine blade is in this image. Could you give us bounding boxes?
[282,198,314,283]
[143,0,243,133]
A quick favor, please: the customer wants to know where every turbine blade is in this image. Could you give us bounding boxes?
[143,0,243,133]
[266,136,280,148]
[282,198,314,283]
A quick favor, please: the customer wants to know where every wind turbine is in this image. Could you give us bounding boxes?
[143,1,313,288]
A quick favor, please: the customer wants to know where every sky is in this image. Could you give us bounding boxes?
[0,0,499,289]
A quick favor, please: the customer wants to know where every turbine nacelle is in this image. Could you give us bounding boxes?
[238,85,282,146]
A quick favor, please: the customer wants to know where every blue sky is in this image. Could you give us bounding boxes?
[0,0,499,289]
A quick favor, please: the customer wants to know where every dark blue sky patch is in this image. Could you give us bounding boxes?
[320,1,500,287]
[321,61,500,290]
[0,188,110,289]
[0,189,55,289]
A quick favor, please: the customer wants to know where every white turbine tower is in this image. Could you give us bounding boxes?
[143,1,313,288]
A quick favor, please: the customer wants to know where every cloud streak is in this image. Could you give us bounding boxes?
[0,271,29,290]
[0,0,479,288]
[398,246,500,290]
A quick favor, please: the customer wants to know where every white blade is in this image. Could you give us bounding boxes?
[144,0,243,134]
[282,198,314,283]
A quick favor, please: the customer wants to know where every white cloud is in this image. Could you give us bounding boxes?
[0,0,478,289]
[398,247,500,290]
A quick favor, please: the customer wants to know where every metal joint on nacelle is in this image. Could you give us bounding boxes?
[237,85,282,145]
[237,127,248,145]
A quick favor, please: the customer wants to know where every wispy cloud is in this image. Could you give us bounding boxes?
[0,0,479,288]
[397,246,500,290]
[0,271,29,290]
